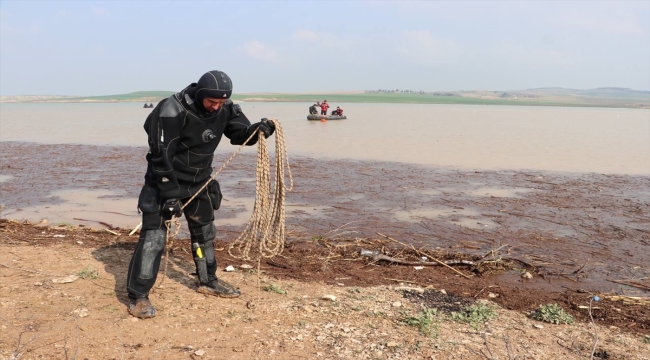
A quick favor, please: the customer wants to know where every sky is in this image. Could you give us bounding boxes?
[1,0,649,95]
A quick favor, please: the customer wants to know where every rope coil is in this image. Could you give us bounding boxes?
[228,119,293,260]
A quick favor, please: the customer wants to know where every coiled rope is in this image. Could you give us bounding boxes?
[153,118,292,290]
[228,119,293,260]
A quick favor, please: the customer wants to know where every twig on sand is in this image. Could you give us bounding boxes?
[376,232,472,279]
[266,260,289,269]
[11,318,74,360]
[324,221,360,240]
[481,244,509,259]
[482,331,495,359]
[0,262,66,277]
[73,314,81,360]
[607,279,650,291]
[383,278,419,284]
[572,261,589,275]
[73,218,118,230]
[474,285,498,299]
[588,298,599,360]
[128,222,142,236]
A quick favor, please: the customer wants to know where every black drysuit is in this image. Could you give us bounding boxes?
[126,84,258,299]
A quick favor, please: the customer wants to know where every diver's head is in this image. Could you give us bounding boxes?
[195,70,232,112]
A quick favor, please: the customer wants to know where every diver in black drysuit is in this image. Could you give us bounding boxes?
[309,104,318,114]
[126,70,275,319]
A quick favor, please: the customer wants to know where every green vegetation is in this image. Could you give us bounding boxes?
[449,302,498,328]
[530,303,574,324]
[230,87,649,108]
[66,91,175,101]
[401,307,440,337]
[234,91,559,106]
[262,283,286,295]
[76,266,100,279]
[5,87,647,108]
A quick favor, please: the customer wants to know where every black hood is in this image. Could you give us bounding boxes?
[197,70,232,101]
[185,70,233,112]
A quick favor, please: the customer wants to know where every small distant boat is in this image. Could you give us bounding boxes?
[307,114,347,121]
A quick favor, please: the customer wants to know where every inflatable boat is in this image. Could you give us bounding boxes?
[307,114,347,121]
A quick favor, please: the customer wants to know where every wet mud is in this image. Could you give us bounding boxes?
[1,141,649,333]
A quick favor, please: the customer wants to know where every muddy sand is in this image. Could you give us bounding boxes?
[1,141,649,359]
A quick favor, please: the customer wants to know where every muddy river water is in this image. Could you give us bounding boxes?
[1,102,649,294]
[2,102,649,174]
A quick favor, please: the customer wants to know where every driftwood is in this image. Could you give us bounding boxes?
[607,279,650,292]
[377,232,473,279]
[372,253,474,266]
[73,218,118,230]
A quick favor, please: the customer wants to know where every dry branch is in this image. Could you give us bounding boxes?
[376,232,472,279]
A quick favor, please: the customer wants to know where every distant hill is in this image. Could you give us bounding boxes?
[1,88,648,108]
[66,91,176,101]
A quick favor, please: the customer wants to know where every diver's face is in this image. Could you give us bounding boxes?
[203,98,228,112]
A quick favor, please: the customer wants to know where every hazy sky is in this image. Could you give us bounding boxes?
[1,0,648,95]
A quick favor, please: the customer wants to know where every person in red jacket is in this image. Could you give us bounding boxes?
[319,100,330,115]
[333,106,344,116]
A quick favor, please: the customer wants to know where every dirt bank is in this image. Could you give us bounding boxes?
[1,220,649,359]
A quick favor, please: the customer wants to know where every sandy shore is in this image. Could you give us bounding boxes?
[1,220,649,359]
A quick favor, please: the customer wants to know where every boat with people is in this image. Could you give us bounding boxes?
[307,101,346,120]
[307,114,347,121]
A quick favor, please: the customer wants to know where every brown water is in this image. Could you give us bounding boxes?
[1,102,648,174]
[2,101,647,234]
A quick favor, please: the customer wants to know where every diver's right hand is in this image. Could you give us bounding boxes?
[162,198,183,217]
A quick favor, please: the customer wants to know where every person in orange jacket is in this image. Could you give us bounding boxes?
[319,100,330,115]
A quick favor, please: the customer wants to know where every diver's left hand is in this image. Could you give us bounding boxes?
[257,118,275,138]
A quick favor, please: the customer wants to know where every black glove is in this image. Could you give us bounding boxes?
[250,118,275,138]
[162,198,183,217]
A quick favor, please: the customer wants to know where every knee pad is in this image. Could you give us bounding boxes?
[139,229,166,279]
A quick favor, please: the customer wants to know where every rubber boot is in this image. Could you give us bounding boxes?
[128,297,157,319]
[197,279,241,298]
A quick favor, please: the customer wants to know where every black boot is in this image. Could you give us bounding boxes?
[128,297,157,319]
[197,279,241,298]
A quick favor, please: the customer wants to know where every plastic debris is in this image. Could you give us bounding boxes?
[360,249,379,257]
